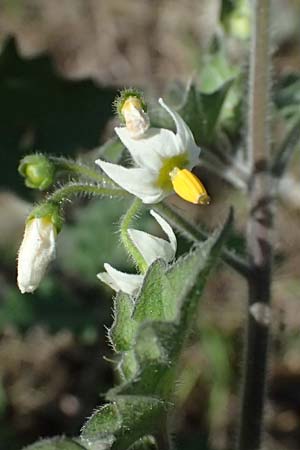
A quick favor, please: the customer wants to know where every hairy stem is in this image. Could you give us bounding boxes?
[50,156,116,185]
[47,182,130,204]
[120,197,148,273]
[237,1,273,449]
[153,202,251,278]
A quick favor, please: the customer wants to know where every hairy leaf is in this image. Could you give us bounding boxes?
[178,81,233,144]
[108,292,137,352]
[82,211,232,449]
[81,397,166,450]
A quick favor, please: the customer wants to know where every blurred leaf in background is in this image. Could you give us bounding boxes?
[0,37,116,196]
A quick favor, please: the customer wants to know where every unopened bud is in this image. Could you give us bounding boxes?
[114,89,149,139]
[17,203,63,293]
[18,154,55,190]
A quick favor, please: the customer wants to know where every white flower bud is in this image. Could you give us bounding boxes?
[17,217,57,293]
[121,97,150,139]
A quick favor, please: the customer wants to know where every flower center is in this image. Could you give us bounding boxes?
[156,154,189,190]
[169,167,210,205]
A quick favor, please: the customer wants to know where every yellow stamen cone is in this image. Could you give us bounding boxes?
[170,168,210,205]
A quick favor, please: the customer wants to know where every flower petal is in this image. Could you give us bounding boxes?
[128,210,177,266]
[115,126,181,170]
[150,210,177,254]
[158,98,200,167]
[97,263,143,296]
[17,218,56,293]
[95,159,165,203]
[128,229,175,266]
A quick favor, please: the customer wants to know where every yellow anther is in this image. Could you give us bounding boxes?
[169,167,210,205]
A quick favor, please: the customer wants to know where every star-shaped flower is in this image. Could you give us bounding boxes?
[97,210,177,296]
[96,98,210,205]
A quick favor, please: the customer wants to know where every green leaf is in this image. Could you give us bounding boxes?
[23,437,87,450]
[113,211,233,399]
[220,0,250,39]
[177,80,234,144]
[81,397,166,450]
[133,260,175,323]
[83,211,232,449]
[274,74,300,120]
[108,292,138,352]
[271,118,300,179]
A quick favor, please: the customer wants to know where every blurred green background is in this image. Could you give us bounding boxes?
[0,1,300,450]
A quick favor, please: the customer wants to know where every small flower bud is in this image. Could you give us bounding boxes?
[18,154,55,190]
[114,89,149,139]
[17,203,63,293]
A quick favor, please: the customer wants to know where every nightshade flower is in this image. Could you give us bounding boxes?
[97,210,177,296]
[17,217,57,294]
[96,98,210,205]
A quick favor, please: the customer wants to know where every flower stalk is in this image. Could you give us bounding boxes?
[237,1,273,449]
[120,197,148,273]
[49,156,115,185]
[47,182,130,204]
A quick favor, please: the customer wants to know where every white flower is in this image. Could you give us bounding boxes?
[97,210,177,296]
[96,98,210,205]
[17,217,56,294]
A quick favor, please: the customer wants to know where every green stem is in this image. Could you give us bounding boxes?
[153,202,251,279]
[50,156,116,185]
[47,182,130,205]
[237,1,273,449]
[120,198,148,273]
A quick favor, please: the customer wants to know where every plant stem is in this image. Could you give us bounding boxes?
[50,156,116,185]
[155,421,172,450]
[155,431,171,450]
[47,182,130,204]
[120,197,148,273]
[237,1,273,449]
[154,202,251,278]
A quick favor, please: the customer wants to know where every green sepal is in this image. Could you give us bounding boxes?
[113,88,147,123]
[18,153,56,190]
[27,202,64,233]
